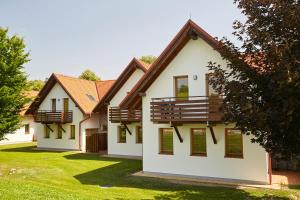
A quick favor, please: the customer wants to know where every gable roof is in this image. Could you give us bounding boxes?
[119,19,220,108]
[92,58,150,113]
[20,91,39,116]
[25,74,115,115]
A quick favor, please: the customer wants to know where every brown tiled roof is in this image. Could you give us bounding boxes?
[25,73,115,115]
[92,58,149,113]
[20,91,39,116]
[120,19,220,108]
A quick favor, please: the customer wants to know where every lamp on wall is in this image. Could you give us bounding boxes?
[193,75,198,80]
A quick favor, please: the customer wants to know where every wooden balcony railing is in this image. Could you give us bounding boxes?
[150,96,223,123]
[109,107,142,123]
[34,110,73,124]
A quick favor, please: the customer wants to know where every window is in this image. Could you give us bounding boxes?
[70,125,75,139]
[63,98,69,112]
[102,125,107,132]
[118,126,126,143]
[174,76,189,100]
[206,73,219,96]
[44,125,50,138]
[25,124,30,134]
[225,129,243,158]
[191,128,207,156]
[57,126,62,139]
[159,128,173,154]
[136,126,142,143]
[51,99,56,112]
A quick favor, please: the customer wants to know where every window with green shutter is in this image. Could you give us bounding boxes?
[57,126,62,139]
[25,124,30,134]
[191,128,207,156]
[44,125,50,138]
[70,125,75,139]
[159,128,173,155]
[118,126,126,143]
[225,129,243,158]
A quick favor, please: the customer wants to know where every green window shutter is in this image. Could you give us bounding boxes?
[118,126,126,143]
[226,129,243,158]
[160,129,173,154]
[191,128,206,155]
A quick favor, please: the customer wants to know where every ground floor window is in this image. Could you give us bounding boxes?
[159,128,173,155]
[190,128,207,156]
[118,126,126,143]
[225,129,243,158]
[136,126,142,143]
[57,126,62,139]
[70,125,75,139]
[44,125,50,138]
[25,124,30,134]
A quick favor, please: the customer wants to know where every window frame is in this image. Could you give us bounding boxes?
[63,98,69,112]
[44,125,50,139]
[159,128,174,155]
[190,128,207,157]
[174,75,189,100]
[57,126,62,139]
[51,98,56,112]
[225,128,244,159]
[136,126,142,144]
[24,124,30,135]
[70,125,75,139]
[117,126,126,143]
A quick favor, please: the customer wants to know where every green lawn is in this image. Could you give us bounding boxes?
[0,143,298,200]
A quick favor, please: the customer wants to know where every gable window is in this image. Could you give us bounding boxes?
[225,129,243,158]
[136,126,142,144]
[57,126,62,139]
[206,73,219,96]
[159,128,173,155]
[51,99,56,112]
[191,128,207,156]
[24,124,30,135]
[70,125,75,139]
[44,125,50,138]
[118,126,126,143]
[63,98,69,112]
[174,76,189,100]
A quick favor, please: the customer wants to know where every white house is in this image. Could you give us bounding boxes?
[114,20,271,184]
[93,58,150,157]
[25,73,114,152]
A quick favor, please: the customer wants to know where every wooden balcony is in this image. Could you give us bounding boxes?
[150,96,223,124]
[109,107,142,123]
[34,110,73,124]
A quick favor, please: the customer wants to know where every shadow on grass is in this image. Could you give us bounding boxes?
[0,145,64,153]
[289,185,300,190]
[66,153,290,200]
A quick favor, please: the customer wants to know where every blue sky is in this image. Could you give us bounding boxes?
[0,0,245,80]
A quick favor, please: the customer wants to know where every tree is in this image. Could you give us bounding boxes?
[0,28,30,140]
[139,55,157,65]
[208,0,300,156]
[26,80,45,91]
[78,69,100,81]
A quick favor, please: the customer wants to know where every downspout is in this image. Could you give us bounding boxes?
[79,114,92,151]
[268,152,272,185]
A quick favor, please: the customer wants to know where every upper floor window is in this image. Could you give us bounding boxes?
[206,73,219,96]
[51,99,56,112]
[63,98,69,111]
[225,129,243,158]
[174,76,189,100]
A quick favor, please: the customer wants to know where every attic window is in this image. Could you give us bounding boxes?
[86,94,96,102]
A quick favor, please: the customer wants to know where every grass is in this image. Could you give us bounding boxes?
[0,143,299,200]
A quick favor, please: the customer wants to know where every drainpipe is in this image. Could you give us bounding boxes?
[79,114,92,151]
[268,152,272,185]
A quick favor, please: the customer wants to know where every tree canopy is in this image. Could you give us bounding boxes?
[139,55,157,65]
[208,0,300,156]
[26,79,45,91]
[78,69,101,81]
[0,28,30,140]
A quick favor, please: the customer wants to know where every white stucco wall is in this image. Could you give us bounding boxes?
[0,116,36,144]
[142,39,269,183]
[36,83,84,150]
[107,69,144,156]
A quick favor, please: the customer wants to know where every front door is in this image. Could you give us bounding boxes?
[86,128,107,153]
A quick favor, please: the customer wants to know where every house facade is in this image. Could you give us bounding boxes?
[93,58,150,157]
[115,20,271,184]
[25,74,114,152]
